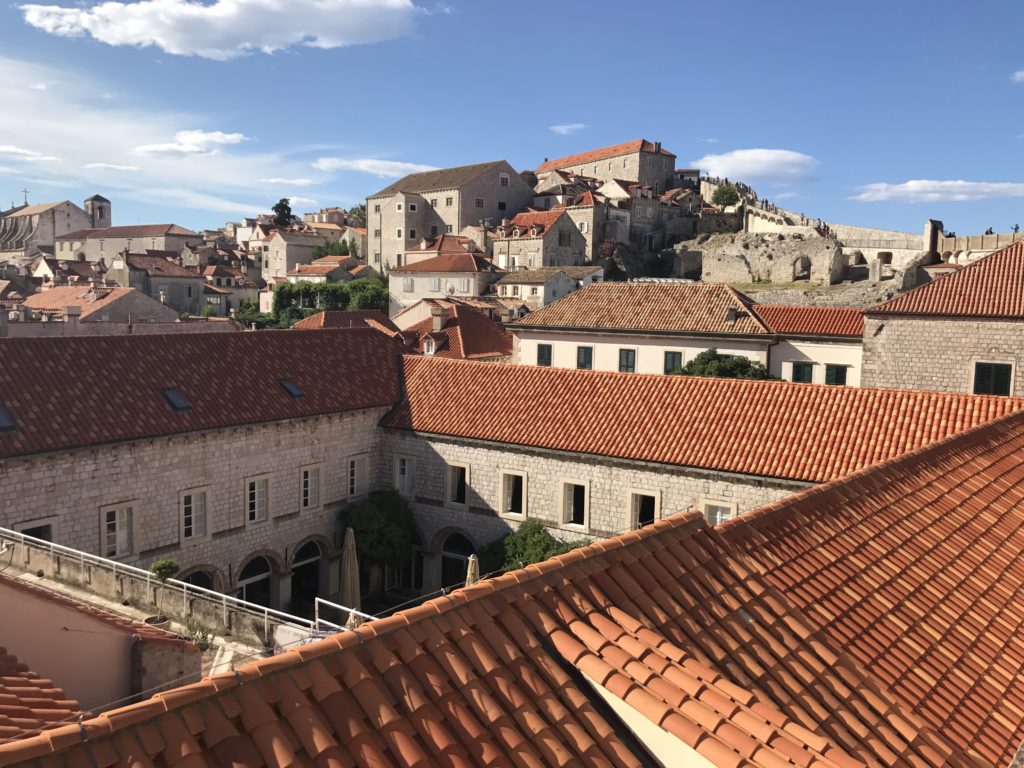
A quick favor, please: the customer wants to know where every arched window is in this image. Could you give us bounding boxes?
[238,556,272,607]
[441,532,476,589]
[183,570,215,590]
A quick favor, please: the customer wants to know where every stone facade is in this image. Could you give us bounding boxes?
[862,315,1024,395]
[675,232,845,285]
[380,430,806,592]
[491,214,587,270]
[0,197,108,266]
[543,145,674,194]
[56,230,202,265]
[0,408,387,612]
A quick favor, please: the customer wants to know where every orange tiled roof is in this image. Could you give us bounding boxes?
[124,253,198,278]
[292,310,399,335]
[404,234,481,256]
[0,647,80,743]
[754,304,864,337]
[516,282,771,336]
[0,510,976,768]
[287,263,343,276]
[19,286,138,320]
[386,356,1023,482]
[406,301,512,359]
[721,409,1024,767]
[536,139,676,172]
[389,251,497,274]
[494,208,566,239]
[870,241,1024,317]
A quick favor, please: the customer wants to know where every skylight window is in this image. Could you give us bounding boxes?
[0,404,17,433]
[280,379,305,399]
[161,388,191,412]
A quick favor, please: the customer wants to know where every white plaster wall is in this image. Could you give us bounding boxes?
[769,339,863,386]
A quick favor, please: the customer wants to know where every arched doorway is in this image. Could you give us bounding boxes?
[182,569,215,591]
[793,256,811,281]
[238,556,273,607]
[440,532,475,589]
[290,541,323,617]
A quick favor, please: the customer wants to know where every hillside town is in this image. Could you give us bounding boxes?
[2,131,1024,767]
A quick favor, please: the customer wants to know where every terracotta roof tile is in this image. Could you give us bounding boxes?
[57,224,198,240]
[291,310,399,335]
[516,282,771,335]
[721,410,1024,767]
[0,646,80,743]
[18,287,142,320]
[536,140,676,173]
[389,251,498,274]
[754,305,864,338]
[1,511,978,768]
[385,356,1023,482]
[405,301,512,359]
[0,329,401,460]
[870,242,1024,317]
[124,253,198,278]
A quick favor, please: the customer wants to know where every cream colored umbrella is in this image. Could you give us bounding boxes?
[465,554,480,586]
[339,527,362,628]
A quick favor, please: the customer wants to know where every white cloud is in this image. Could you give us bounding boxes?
[287,196,318,207]
[136,129,247,156]
[1012,70,1024,83]
[0,144,56,161]
[261,177,316,186]
[699,137,718,144]
[28,81,47,90]
[852,179,1024,203]
[0,166,15,175]
[549,123,586,136]
[20,0,422,60]
[84,162,140,171]
[312,157,437,178]
[693,148,818,183]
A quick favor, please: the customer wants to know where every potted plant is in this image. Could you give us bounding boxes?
[146,558,178,628]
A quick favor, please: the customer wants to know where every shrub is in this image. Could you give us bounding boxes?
[711,184,741,207]
[478,520,587,574]
[678,348,774,380]
[338,490,420,565]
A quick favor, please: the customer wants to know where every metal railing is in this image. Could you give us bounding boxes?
[838,239,923,250]
[314,597,377,631]
[0,527,348,641]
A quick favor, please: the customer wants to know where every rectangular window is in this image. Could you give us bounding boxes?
[558,231,571,247]
[181,490,207,539]
[576,346,593,370]
[501,472,526,517]
[702,500,736,526]
[186,285,194,299]
[537,343,552,367]
[373,204,380,213]
[103,505,133,558]
[409,228,417,240]
[430,277,441,291]
[664,351,683,374]
[498,201,506,211]
[403,277,414,292]
[408,203,417,212]
[394,456,414,497]
[825,364,848,386]
[396,228,402,238]
[475,198,484,208]
[530,286,539,296]
[562,482,587,527]
[396,203,403,211]
[499,174,509,187]
[459,278,470,292]
[579,222,588,233]
[446,224,453,233]
[431,225,438,237]
[974,362,1013,395]
[631,492,658,529]
[373,229,381,238]
[447,464,468,505]
[247,477,269,523]
[301,467,320,509]
[791,362,814,383]
[430,198,437,207]
[348,455,368,498]
[446,197,453,207]
[618,348,636,373]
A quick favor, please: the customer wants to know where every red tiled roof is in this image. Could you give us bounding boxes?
[404,234,482,256]
[405,301,512,359]
[0,510,975,768]
[386,356,1023,482]
[292,310,399,335]
[754,304,864,337]
[516,282,770,336]
[57,224,198,240]
[536,139,676,172]
[389,251,497,274]
[0,647,80,743]
[0,329,401,460]
[19,287,140,320]
[721,410,1024,767]
[496,208,566,238]
[870,241,1024,317]
[287,263,343,276]
[125,253,198,278]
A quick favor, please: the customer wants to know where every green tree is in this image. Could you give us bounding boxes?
[710,184,741,207]
[346,277,388,311]
[338,490,420,565]
[313,240,350,259]
[347,203,367,227]
[236,300,276,329]
[148,558,178,621]
[478,520,587,574]
[272,198,293,227]
[676,348,774,379]
[348,238,359,259]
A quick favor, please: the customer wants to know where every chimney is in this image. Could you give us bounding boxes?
[0,309,6,337]
[725,305,738,324]
[654,141,662,153]
[159,288,167,305]
[430,303,445,332]
[64,305,81,325]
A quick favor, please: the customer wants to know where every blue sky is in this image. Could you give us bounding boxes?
[1,0,1023,235]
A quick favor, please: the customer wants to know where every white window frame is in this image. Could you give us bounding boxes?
[560,478,589,530]
[970,358,1016,396]
[499,173,510,187]
[301,465,322,511]
[246,475,270,525]
[626,489,660,530]
[180,487,209,541]
[402,277,414,292]
[347,453,369,499]
[394,455,415,498]
[14,515,60,541]
[430,277,441,291]
[700,498,738,526]
[459,278,470,292]
[499,470,527,519]
[446,462,470,508]
[101,503,134,560]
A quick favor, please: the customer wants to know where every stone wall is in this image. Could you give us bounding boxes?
[675,232,845,285]
[380,430,807,591]
[862,315,1024,395]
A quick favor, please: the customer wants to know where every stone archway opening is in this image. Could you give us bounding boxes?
[440,532,476,589]
[238,556,273,607]
[182,569,216,591]
[290,540,325,617]
[793,256,812,281]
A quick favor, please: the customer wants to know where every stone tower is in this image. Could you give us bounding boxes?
[84,194,111,229]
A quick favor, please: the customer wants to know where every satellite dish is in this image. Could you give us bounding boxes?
[445,282,455,294]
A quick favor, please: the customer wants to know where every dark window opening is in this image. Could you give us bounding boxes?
[565,483,586,526]
[161,388,191,412]
[791,362,813,384]
[537,344,552,367]
[449,465,467,505]
[0,405,17,433]
[576,346,593,370]
[280,378,305,399]
[503,474,524,515]
[664,351,682,374]
[634,494,656,528]
[974,362,1012,396]
[825,365,847,386]
[619,348,636,373]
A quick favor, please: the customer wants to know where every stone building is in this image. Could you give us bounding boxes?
[495,265,603,309]
[392,299,512,361]
[366,160,533,271]
[491,209,587,270]
[257,230,328,284]
[862,241,1024,395]
[387,248,504,314]
[510,281,864,383]
[15,285,180,325]
[0,195,109,265]
[535,139,676,195]
[105,252,206,314]
[55,223,201,264]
